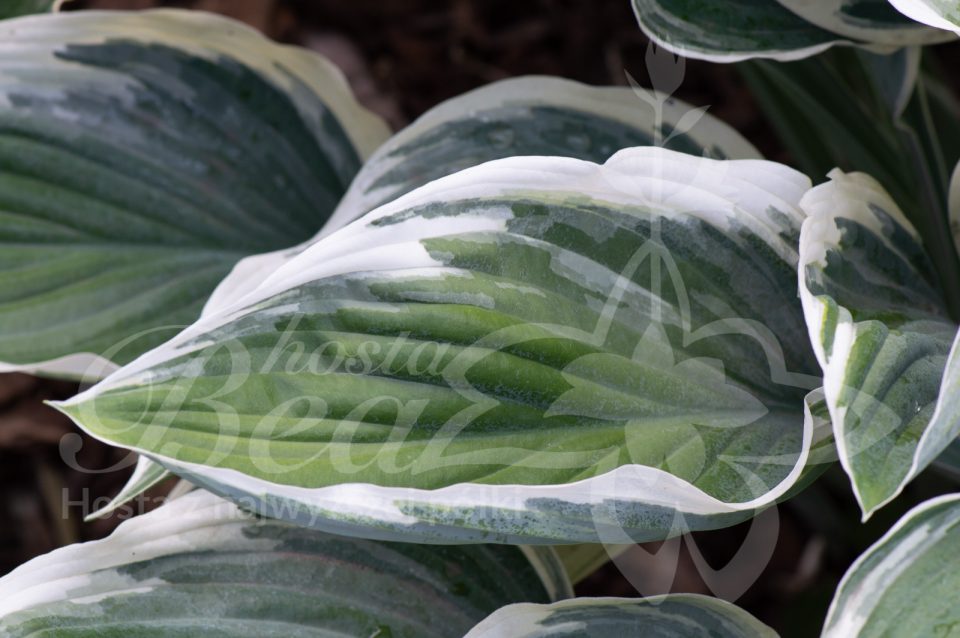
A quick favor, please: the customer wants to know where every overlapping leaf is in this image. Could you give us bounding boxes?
[204,75,761,314]
[631,0,843,62]
[739,48,920,195]
[741,47,960,318]
[328,75,760,226]
[799,169,960,516]
[84,454,173,521]
[0,489,569,637]
[777,0,945,43]
[889,0,960,34]
[0,9,388,378]
[55,147,827,544]
[89,74,765,522]
[631,0,953,62]
[822,494,960,637]
[465,595,777,637]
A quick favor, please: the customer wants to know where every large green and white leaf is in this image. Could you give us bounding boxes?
[465,595,777,637]
[799,169,960,517]
[822,494,960,637]
[0,9,388,378]
[56,147,825,544]
[204,75,760,315]
[776,0,952,44]
[0,489,569,637]
[631,0,845,62]
[888,0,960,34]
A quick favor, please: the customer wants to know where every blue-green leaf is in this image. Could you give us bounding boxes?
[205,75,760,314]
[329,75,760,226]
[822,494,960,637]
[0,9,389,378]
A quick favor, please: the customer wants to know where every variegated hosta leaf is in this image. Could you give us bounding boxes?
[328,75,761,227]
[822,494,960,637]
[799,169,960,517]
[631,0,952,63]
[776,0,952,44]
[464,595,777,637]
[56,147,824,544]
[133,76,759,520]
[631,0,843,62]
[0,489,570,637]
[204,75,760,315]
[888,0,960,34]
[0,9,388,378]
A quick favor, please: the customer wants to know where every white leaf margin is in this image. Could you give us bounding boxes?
[630,0,943,62]
[0,488,228,620]
[0,8,390,379]
[202,75,761,318]
[798,169,960,517]
[0,488,573,623]
[84,455,172,522]
[777,0,954,44]
[631,0,846,64]
[464,594,778,637]
[327,75,762,229]
[949,159,960,254]
[821,493,960,637]
[888,0,960,35]
[0,9,390,158]
[0,353,118,382]
[56,147,828,544]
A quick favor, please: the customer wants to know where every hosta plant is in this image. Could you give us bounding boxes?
[3,0,960,636]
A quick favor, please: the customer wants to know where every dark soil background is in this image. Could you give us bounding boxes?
[2,2,959,636]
